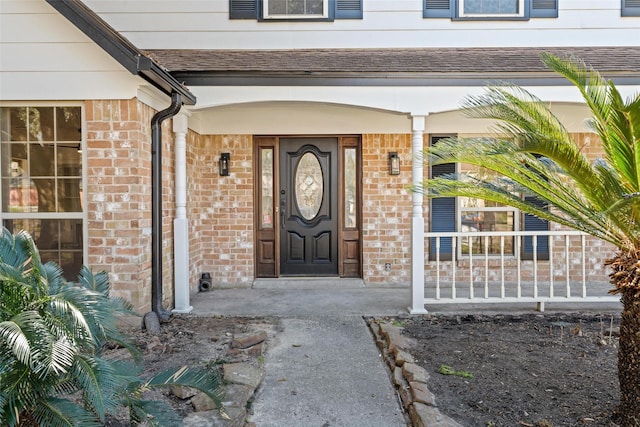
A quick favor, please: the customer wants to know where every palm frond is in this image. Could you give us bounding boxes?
[144,366,224,408]
[69,355,124,422]
[417,53,640,253]
[32,397,103,427]
[128,399,183,427]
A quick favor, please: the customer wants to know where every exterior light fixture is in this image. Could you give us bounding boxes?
[389,152,400,175]
[219,153,230,176]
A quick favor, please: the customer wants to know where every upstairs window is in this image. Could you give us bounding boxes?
[459,0,524,18]
[230,0,363,20]
[424,0,558,19]
[622,0,640,16]
[264,0,329,19]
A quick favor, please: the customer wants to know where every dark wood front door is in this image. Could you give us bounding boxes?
[279,138,338,276]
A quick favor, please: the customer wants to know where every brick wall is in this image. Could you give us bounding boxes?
[85,99,175,313]
[361,134,413,285]
[188,134,254,289]
[82,119,615,309]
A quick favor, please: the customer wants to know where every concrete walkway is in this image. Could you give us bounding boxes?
[189,285,622,427]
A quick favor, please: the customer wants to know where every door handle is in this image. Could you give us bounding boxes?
[280,190,286,229]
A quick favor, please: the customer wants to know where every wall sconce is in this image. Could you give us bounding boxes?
[219,153,230,176]
[388,152,400,175]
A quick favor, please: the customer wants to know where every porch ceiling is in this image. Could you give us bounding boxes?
[146,46,640,87]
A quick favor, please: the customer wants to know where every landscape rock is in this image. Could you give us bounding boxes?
[191,391,220,412]
[223,362,264,388]
[409,381,437,406]
[182,406,246,427]
[170,384,198,400]
[410,402,464,427]
[403,362,430,383]
[221,384,254,409]
[231,331,267,349]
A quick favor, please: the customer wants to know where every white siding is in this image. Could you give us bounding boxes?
[82,0,640,50]
[0,0,143,101]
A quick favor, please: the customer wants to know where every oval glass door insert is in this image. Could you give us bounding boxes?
[295,152,323,220]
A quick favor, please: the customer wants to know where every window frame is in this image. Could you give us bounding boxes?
[424,0,558,20]
[428,134,549,261]
[262,0,330,20]
[230,0,363,20]
[0,102,86,278]
[458,0,525,18]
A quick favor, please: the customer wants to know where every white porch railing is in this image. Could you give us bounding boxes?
[423,230,619,311]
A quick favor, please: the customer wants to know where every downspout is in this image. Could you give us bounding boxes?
[150,92,182,322]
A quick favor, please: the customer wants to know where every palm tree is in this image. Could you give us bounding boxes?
[416,53,640,425]
[0,228,223,426]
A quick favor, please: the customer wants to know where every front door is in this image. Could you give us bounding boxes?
[279,138,338,276]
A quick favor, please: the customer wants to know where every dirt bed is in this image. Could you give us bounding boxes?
[400,313,621,427]
[104,315,279,426]
[104,312,621,427]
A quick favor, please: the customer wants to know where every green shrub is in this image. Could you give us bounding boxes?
[0,228,222,426]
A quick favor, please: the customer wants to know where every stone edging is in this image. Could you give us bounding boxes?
[367,318,463,427]
[176,330,268,427]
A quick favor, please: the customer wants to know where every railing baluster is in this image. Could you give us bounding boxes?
[469,236,474,299]
[565,235,571,298]
[549,236,554,298]
[484,235,489,299]
[451,237,457,300]
[533,235,538,298]
[581,234,587,298]
[516,234,521,299]
[500,236,505,298]
[435,236,441,300]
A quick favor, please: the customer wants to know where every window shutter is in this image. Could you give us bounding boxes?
[530,0,558,18]
[430,196,456,260]
[229,0,257,19]
[522,196,549,260]
[424,0,453,18]
[429,136,456,259]
[336,0,363,19]
[622,0,640,16]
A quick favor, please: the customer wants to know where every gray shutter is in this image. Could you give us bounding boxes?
[622,0,640,16]
[522,196,549,260]
[336,0,363,19]
[530,0,558,18]
[424,0,453,18]
[429,136,456,260]
[229,0,257,19]
[430,195,455,260]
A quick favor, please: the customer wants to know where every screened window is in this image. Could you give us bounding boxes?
[424,0,558,19]
[0,106,84,280]
[230,0,363,20]
[264,0,328,19]
[459,0,524,17]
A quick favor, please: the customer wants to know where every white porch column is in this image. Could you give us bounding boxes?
[172,112,192,314]
[409,115,428,314]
